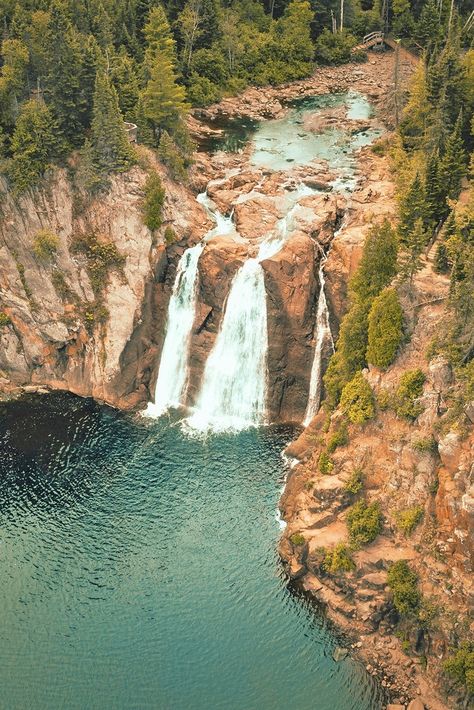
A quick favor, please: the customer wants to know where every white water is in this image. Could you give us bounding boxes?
[303,259,334,426]
[197,190,235,239]
[145,243,203,417]
[186,256,268,433]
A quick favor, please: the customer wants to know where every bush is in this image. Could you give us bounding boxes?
[347,499,382,547]
[318,451,334,474]
[340,371,375,424]
[51,269,71,301]
[323,543,355,574]
[326,424,349,453]
[377,388,391,410]
[315,29,357,66]
[32,230,59,261]
[344,468,364,495]
[412,436,437,454]
[290,532,305,546]
[443,642,474,695]
[396,506,424,536]
[72,233,125,296]
[366,288,404,368]
[186,72,222,107]
[164,226,176,245]
[394,369,426,420]
[142,172,165,231]
[0,311,12,326]
[387,560,421,617]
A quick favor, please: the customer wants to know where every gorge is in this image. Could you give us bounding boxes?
[0,49,471,710]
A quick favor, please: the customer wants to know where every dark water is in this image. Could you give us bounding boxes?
[0,393,384,709]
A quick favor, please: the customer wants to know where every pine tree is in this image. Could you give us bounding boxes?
[45,0,83,149]
[141,53,188,140]
[424,152,447,226]
[399,218,425,283]
[415,0,441,55]
[143,5,177,73]
[433,241,450,274]
[9,98,59,192]
[111,49,140,121]
[367,288,403,368]
[398,173,427,243]
[399,61,430,151]
[350,220,398,304]
[440,114,466,201]
[91,72,134,174]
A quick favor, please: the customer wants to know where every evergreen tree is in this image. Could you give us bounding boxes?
[433,241,450,274]
[45,0,83,148]
[399,218,425,283]
[91,72,134,174]
[399,59,430,151]
[340,371,375,424]
[440,113,467,200]
[75,137,102,192]
[398,173,427,243]
[350,219,398,303]
[111,49,140,120]
[367,288,403,368]
[9,98,59,192]
[141,52,188,140]
[415,0,441,55]
[424,152,447,226]
[143,5,177,73]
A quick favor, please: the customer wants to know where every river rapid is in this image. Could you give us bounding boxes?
[0,92,385,710]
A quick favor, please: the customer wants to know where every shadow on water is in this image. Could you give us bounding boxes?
[0,393,386,710]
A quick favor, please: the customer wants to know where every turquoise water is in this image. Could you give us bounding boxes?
[0,394,384,709]
[205,91,380,179]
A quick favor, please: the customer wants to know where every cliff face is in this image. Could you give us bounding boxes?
[279,222,474,709]
[0,161,209,408]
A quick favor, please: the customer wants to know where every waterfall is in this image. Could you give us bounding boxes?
[145,243,203,418]
[303,259,334,427]
[186,234,286,434]
[186,258,268,433]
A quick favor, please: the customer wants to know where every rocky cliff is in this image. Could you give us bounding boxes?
[279,198,474,709]
[0,159,209,409]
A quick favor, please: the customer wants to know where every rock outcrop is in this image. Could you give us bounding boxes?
[0,160,209,409]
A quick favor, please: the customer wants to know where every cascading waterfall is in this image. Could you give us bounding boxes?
[145,243,203,417]
[187,237,283,434]
[303,258,334,426]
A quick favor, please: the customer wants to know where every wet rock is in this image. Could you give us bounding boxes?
[332,646,349,662]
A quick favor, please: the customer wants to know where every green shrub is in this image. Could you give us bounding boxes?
[394,369,426,420]
[318,451,334,474]
[396,506,424,536]
[412,436,437,454]
[0,311,12,326]
[443,642,474,695]
[347,499,382,547]
[326,423,349,454]
[344,468,364,495]
[142,172,165,231]
[315,28,357,65]
[164,226,176,245]
[387,560,421,617]
[32,229,59,261]
[323,543,355,574]
[377,388,391,410]
[366,288,403,368]
[72,233,125,296]
[340,371,375,424]
[187,72,222,107]
[433,241,450,274]
[290,532,305,546]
